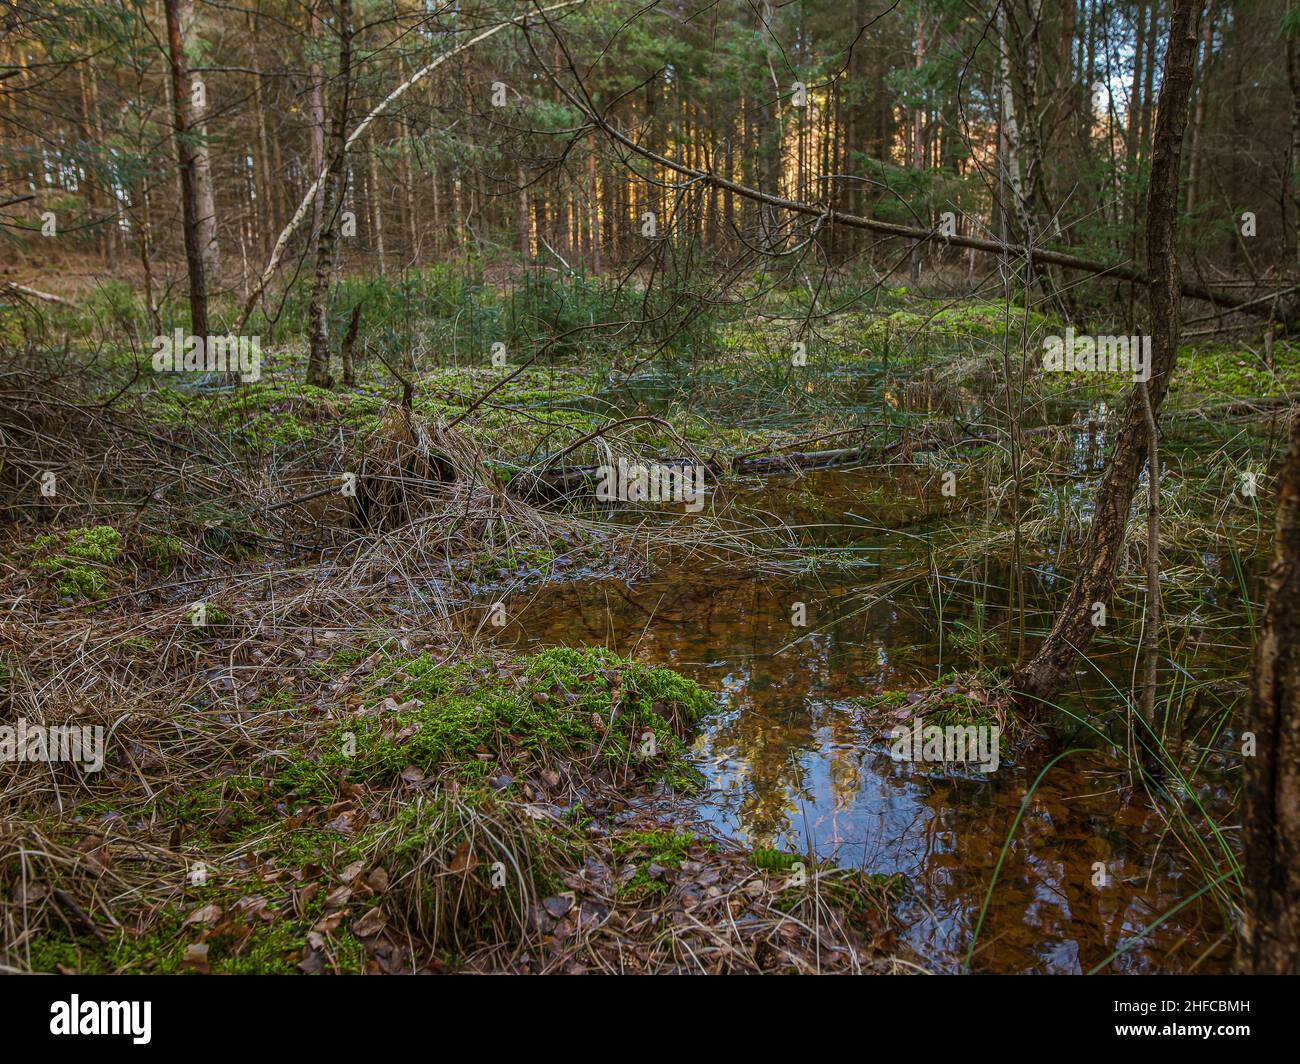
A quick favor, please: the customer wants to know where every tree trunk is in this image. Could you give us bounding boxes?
[308,0,326,242]
[910,7,925,283]
[1238,414,1300,974]
[1127,0,1147,173]
[997,4,1031,244]
[76,61,103,258]
[1288,27,1300,270]
[251,5,275,249]
[518,168,532,257]
[306,0,352,388]
[182,0,221,284]
[163,0,209,340]
[367,142,386,275]
[1185,4,1214,216]
[1011,0,1201,709]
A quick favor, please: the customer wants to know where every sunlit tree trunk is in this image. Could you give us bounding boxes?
[368,144,386,275]
[164,0,209,340]
[997,4,1030,243]
[181,0,220,284]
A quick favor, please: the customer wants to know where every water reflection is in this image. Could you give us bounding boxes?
[481,470,1239,974]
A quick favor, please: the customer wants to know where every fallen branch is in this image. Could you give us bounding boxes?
[532,15,1298,330]
[1,281,73,307]
[515,432,929,498]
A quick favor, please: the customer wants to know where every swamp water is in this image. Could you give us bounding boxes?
[473,465,1243,974]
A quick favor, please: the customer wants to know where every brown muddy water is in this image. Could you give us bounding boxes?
[469,466,1245,974]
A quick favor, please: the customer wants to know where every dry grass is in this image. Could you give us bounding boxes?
[0,352,914,975]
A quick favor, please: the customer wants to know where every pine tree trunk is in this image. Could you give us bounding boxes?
[182,0,220,284]
[305,0,352,388]
[163,0,209,340]
[308,1,326,242]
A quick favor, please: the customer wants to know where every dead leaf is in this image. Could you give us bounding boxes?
[447,842,475,875]
[324,884,352,910]
[181,942,210,974]
[353,907,387,938]
[542,894,574,919]
[325,811,355,834]
[183,903,222,928]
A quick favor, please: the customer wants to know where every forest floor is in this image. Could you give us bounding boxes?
[1,276,1291,972]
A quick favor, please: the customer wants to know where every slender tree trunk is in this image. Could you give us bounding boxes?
[1011,0,1202,708]
[1238,414,1300,974]
[1140,3,1159,158]
[1139,380,1161,739]
[1185,4,1214,216]
[518,167,532,257]
[164,0,208,340]
[1127,0,1147,174]
[1288,28,1300,270]
[306,0,352,388]
[403,119,420,258]
[367,143,386,275]
[136,174,162,334]
[997,4,1031,244]
[758,0,781,247]
[1015,0,1047,236]
[910,7,925,283]
[182,0,220,285]
[308,0,326,242]
[587,140,599,270]
[250,6,275,249]
[76,61,103,258]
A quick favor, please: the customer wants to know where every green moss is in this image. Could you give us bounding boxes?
[613,829,698,864]
[25,895,365,975]
[861,301,1046,345]
[855,676,996,729]
[275,647,715,802]
[1171,343,1299,400]
[183,602,230,636]
[927,691,995,728]
[19,646,720,972]
[30,525,122,599]
[751,846,804,872]
[26,929,185,975]
[613,829,702,895]
[142,534,185,574]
